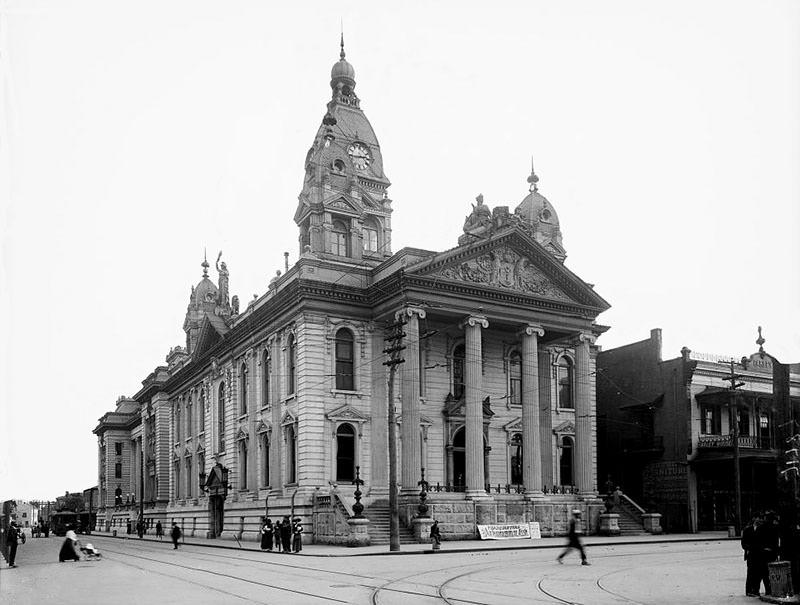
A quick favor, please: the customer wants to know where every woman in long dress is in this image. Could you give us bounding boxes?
[59,530,82,562]
[260,519,273,551]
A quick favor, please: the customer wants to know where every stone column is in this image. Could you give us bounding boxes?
[538,350,554,487]
[399,306,425,493]
[574,333,596,494]
[462,314,489,498]
[269,337,282,490]
[152,391,172,503]
[520,324,544,496]
[369,326,389,497]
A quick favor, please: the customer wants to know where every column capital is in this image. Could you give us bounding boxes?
[520,323,544,338]
[395,306,426,322]
[460,314,489,330]
[578,332,597,346]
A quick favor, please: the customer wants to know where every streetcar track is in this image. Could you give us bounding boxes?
[102,547,351,603]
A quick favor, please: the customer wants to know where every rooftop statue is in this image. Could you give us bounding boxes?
[216,251,229,304]
[463,193,492,233]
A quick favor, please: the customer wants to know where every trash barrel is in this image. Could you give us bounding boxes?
[768,561,794,598]
[727,526,736,538]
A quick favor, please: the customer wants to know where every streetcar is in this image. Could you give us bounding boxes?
[50,511,79,536]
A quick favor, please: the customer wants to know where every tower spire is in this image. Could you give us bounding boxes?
[527,156,539,192]
[202,249,209,278]
[340,28,345,60]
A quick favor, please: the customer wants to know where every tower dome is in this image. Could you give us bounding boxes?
[330,35,356,92]
[514,165,566,261]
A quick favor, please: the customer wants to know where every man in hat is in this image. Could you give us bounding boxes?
[7,521,20,568]
[557,509,590,565]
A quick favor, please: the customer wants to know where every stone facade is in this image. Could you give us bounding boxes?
[93,43,611,544]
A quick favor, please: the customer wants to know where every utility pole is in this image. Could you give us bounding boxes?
[722,359,745,536]
[383,317,406,552]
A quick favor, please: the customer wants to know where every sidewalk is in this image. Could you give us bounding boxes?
[91,529,733,557]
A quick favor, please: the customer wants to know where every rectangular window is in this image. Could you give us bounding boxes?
[701,406,721,435]
[115,463,122,478]
[115,442,122,456]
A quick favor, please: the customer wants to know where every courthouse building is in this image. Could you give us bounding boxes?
[94,43,612,543]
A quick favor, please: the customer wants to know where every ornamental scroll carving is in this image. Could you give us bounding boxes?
[436,247,568,299]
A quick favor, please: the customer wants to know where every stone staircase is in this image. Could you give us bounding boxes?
[363,501,418,545]
[614,497,647,536]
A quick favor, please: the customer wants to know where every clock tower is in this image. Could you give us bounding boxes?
[294,37,393,263]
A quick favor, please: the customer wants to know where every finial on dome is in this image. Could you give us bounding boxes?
[526,157,539,192]
[340,30,346,60]
[757,325,766,358]
[202,249,209,278]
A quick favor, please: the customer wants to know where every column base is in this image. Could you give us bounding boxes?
[346,517,371,547]
[411,517,435,545]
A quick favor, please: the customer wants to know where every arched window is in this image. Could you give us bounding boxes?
[560,436,574,485]
[510,432,523,485]
[239,362,248,415]
[186,396,193,439]
[509,351,522,405]
[197,452,205,491]
[363,220,379,253]
[185,456,193,499]
[261,433,270,487]
[262,350,270,408]
[199,390,206,434]
[218,382,226,452]
[332,219,349,257]
[452,427,466,488]
[175,403,182,443]
[238,438,248,490]
[452,344,466,400]
[557,357,574,409]
[287,334,297,396]
[336,423,356,482]
[174,460,181,500]
[335,329,355,391]
[286,425,297,484]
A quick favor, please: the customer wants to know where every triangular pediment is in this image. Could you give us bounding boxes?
[326,403,370,423]
[504,417,523,432]
[408,228,609,310]
[256,420,271,434]
[196,442,205,454]
[325,195,360,216]
[193,313,229,360]
[235,427,249,441]
[553,419,575,434]
[281,409,297,426]
[443,394,495,418]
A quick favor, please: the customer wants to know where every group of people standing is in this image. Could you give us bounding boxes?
[741,511,781,597]
[260,516,303,553]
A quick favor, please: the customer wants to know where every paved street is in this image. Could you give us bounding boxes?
[0,533,784,604]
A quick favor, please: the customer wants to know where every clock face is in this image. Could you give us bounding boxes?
[347,142,371,170]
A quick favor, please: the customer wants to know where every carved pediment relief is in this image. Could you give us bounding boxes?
[326,403,369,423]
[326,196,359,215]
[281,409,297,427]
[443,394,495,418]
[553,419,575,435]
[430,246,569,300]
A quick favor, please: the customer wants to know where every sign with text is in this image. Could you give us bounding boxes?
[478,522,541,540]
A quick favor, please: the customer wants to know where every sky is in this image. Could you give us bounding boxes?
[1,0,798,502]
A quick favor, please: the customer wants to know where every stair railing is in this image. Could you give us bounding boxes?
[618,492,646,525]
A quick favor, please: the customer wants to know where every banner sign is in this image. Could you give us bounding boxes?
[478,522,541,540]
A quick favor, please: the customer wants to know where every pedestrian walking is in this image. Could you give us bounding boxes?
[280,516,292,553]
[171,522,182,550]
[292,517,303,553]
[754,511,780,595]
[430,519,441,551]
[273,519,282,552]
[557,509,590,565]
[59,530,82,562]
[261,518,273,551]
[155,521,163,541]
[742,513,764,596]
[6,521,20,568]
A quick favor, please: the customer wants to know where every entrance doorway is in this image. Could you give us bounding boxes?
[209,495,224,538]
